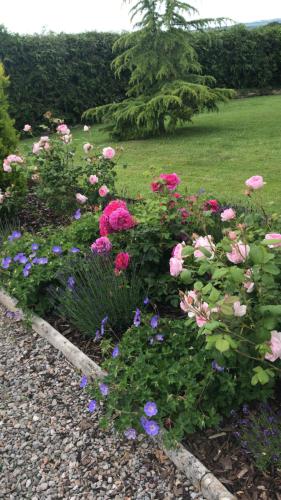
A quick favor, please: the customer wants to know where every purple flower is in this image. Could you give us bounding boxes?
[23,263,32,277]
[133,308,141,327]
[99,383,109,396]
[14,253,25,263]
[2,257,12,269]
[155,334,164,342]
[143,297,150,305]
[101,316,108,336]
[19,255,28,265]
[95,330,101,341]
[140,416,148,428]
[52,246,62,255]
[124,428,137,440]
[143,420,160,437]
[67,276,75,290]
[150,315,159,329]
[8,231,22,241]
[74,209,81,220]
[31,243,39,251]
[144,401,158,417]
[70,247,80,253]
[32,257,39,264]
[211,360,224,372]
[80,375,88,389]
[88,400,97,413]
[5,310,15,319]
[38,257,48,265]
[112,345,119,358]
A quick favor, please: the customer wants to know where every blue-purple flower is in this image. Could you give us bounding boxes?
[2,257,12,269]
[99,383,109,396]
[73,209,81,220]
[101,316,108,336]
[8,231,22,241]
[38,257,48,265]
[133,308,141,327]
[150,315,159,329]
[19,255,28,265]
[67,276,75,290]
[112,345,119,358]
[52,246,62,255]
[124,428,137,440]
[211,360,224,372]
[143,297,150,305]
[31,243,39,251]
[23,263,32,277]
[143,420,160,437]
[144,401,158,417]
[95,330,101,341]
[70,247,80,253]
[88,400,97,413]
[155,334,164,342]
[80,375,88,389]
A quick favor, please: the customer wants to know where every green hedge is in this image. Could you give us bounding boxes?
[1,23,281,130]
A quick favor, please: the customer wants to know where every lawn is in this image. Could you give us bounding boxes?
[21,95,281,210]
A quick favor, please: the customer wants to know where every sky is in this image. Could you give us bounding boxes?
[0,0,280,35]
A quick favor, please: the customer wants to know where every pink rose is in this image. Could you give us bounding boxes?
[3,161,12,173]
[76,193,88,204]
[195,303,210,327]
[172,242,185,260]
[83,143,93,154]
[109,208,135,231]
[115,252,130,271]
[62,134,72,144]
[233,301,247,317]
[245,175,265,190]
[32,142,41,154]
[194,236,215,260]
[228,231,237,241]
[169,257,183,277]
[89,174,99,185]
[99,185,109,197]
[39,136,49,145]
[83,125,90,132]
[221,208,236,222]
[265,330,281,362]
[265,233,281,248]
[102,147,116,159]
[91,236,112,254]
[6,155,23,164]
[226,241,250,264]
[57,124,70,135]
[204,199,220,213]
[159,173,181,191]
[23,124,32,132]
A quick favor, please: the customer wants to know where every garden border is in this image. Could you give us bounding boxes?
[0,288,236,500]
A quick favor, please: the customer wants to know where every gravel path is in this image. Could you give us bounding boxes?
[0,305,204,500]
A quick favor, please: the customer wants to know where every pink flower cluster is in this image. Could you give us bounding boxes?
[169,242,185,277]
[3,154,24,173]
[57,123,70,136]
[151,173,181,193]
[265,330,281,362]
[180,290,211,328]
[91,236,112,254]
[99,200,136,236]
[33,136,50,155]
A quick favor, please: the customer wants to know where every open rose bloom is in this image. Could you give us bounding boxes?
[226,241,250,264]
[245,175,265,190]
[265,331,281,362]
[265,233,281,248]
[193,236,215,260]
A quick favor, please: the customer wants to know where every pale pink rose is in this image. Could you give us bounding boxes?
[76,193,88,204]
[169,257,183,277]
[265,330,281,362]
[228,231,237,241]
[194,236,215,260]
[89,174,99,185]
[6,154,23,164]
[3,161,12,173]
[62,134,72,144]
[221,208,236,222]
[172,242,185,260]
[83,125,90,132]
[245,175,265,190]
[99,185,109,197]
[195,303,210,327]
[233,301,247,317]
[23,124,32,132]
[265,233,281,248]
[83,143,93,154]
[33,142,41,154]
[44,142,50,151]
[226,241,250,264]
[39,136,49,145]
[244,269,254,293]
[180,290,197,312]
[57,124,70,135]
[102,147,116,159]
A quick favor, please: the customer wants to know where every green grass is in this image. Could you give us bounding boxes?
[21,95,281,210]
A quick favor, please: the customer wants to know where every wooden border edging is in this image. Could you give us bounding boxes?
[0,288,236,500]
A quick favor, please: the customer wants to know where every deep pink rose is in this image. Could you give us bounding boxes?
[99,214,111,236]
[159,173,180,191]
[115,252,130,271]
[91,236,112,254]
[151,182,161,192]
[265,330,281,362]
[226,241,250,264]
[221,208,236,222]
[265,233,281,248]
[109,208,135,231]
[204,199,220,213]
[104,200,127,217]
[245,175,265,190]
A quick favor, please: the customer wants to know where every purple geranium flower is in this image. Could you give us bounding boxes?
[52,246,62,255]
[31,243,39,251]
[80,375,88,389]
[101,315,108,336]
[112,345,119,358]
[124,428,137,440]
[143,420,160,437]
[70,247,80,253]
[99,383,109,396]
[211,360,224,372]
[1,257,12,269]
[23,263,32,277]
[143,297,150,305]
[8,231,22,241]
[95,330,101,341]
[73,209,81,220]
[150,315,159,329]
[144,401,158,417]
[88,400,97,413]
[19,255,28,265]
[14,253,25,263]
[155,334,164,342]
[38,257,48,265]
[67,276,75,290]
[140,416,148,428]
[133,308,141,327]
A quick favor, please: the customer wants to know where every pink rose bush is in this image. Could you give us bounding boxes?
[57,123,70,135]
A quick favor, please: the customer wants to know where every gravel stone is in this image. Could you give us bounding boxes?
[0,304,206,499]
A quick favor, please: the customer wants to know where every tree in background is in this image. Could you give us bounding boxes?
[0,62,18,164]
[84,0,234,139]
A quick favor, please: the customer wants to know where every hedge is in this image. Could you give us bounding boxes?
[0,23,281,130]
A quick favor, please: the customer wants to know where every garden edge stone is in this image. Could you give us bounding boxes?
[0,287,236,500]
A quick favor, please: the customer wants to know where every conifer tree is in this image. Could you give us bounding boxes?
[0,63,18,164]
[84,0,234,139]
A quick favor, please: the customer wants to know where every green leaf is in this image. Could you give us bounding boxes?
[250,245,265,264]
[180,269,193,284]
[215,337,230,352]
[212,268,228,280]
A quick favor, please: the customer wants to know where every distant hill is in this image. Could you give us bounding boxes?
[243,19,281,29]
